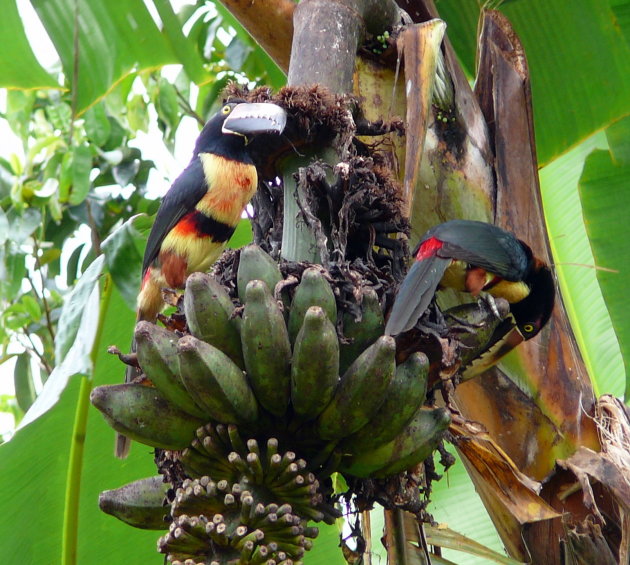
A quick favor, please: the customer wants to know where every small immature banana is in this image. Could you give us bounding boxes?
[134,321,206,418]
[237,244,283,303]
[98,476,169,530]
[184,272,244,369]
[340,351,429,452]
[240,280,291,416]
[177,335,259,425]
[339,288,384,374]
[91,384,204,450]
[291,306,340,420]
[317,335,396,440]
[288,267,337,343]
[339,406,450,478]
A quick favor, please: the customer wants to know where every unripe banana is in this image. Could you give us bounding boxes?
[134,321,206,418]
[177,335,259,425]
[237,245,283,303]
[339,406,450,478]
[99,476,168,530]
[291,306,340,420]
[316,335,396,440]
[288,268,337,343]
[241,280,291,416]
[91,384,204,450]
[339,289,384,374]
[184,272,244,369]
[340,351,429,452]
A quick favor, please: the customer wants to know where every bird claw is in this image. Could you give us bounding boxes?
[479,293,501,319]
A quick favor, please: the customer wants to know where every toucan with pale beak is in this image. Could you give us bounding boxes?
[116,100,287,458]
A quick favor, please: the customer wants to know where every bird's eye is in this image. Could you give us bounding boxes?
[221,105,231,114]
[523,323,535,334]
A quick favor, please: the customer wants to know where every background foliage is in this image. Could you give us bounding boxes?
[0,1,627,563]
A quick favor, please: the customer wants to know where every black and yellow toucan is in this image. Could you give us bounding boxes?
[117,101,287,458]
[385,219,555,340]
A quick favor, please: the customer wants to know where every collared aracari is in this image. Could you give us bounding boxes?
[385,219,555,341]
[116,101,287,458]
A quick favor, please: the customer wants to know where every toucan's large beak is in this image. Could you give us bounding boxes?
[222,103,287,136]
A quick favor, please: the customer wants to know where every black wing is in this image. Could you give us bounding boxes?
[424,220,529,281]
[142,157,207,275]
[385,255,451,335]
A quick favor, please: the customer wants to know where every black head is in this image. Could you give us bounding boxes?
[194,101,286,160]
[510,262,555,339]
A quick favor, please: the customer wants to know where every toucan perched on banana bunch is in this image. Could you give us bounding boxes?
[116,101,287,458]
[385,220,555,343]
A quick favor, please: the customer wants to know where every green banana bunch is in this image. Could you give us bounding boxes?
[291,305,339,421]
[99,476,168,530]
[95,244,453,564]
[184,271,244,369]
[237,244,283,302]
[339,288,384,374]
[339,351,429,452]
[177,335,259,426]
[134,321,207,418]
[288,267,337,343]
[90,383,205,450]
[240,279,291,417]
[339,406,451,478]
[317,335,396,440]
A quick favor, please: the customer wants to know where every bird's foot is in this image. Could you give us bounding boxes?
[479,293,501,319]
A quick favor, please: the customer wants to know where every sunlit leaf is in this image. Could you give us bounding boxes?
[437,0,630,165]
[153,0,206,84]
[84,103,112,147]
[0,0,58,89]
[54,255,104,363]
[7,207,42,243]
[540,133,625,396]
[102,216,144,312]
[5,90,37,141]
[45,101,72,134]
[20,295,42,321]
[69,145,93,206]
[579,142,630,396]
[156,78,181,138]
[127,94,149,133]
[31,0,177,115]
[2,249,26,297]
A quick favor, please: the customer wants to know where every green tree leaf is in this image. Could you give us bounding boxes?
[31,0,177,115]
[69,145,93,206]
[54,255,104,364]
[579,138,630,397]
[84,103,112,147]
[0,0,58,89]
[102,216,145,312]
